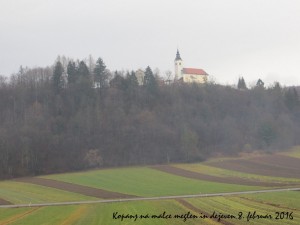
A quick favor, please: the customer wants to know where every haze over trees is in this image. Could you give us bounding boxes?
[0,56,299,179]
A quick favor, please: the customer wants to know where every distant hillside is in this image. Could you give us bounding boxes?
[0,62,300,179]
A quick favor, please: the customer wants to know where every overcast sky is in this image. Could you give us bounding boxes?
[1,0,300,86]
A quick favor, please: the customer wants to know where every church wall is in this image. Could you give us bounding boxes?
[183,74,207,83]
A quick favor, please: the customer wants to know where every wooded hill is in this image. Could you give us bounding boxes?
[0,58,299,179]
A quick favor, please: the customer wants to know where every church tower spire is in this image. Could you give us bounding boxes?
[175,49,182,61]
[174,49,183,80]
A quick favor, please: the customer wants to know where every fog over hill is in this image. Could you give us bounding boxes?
[0,59,299,179]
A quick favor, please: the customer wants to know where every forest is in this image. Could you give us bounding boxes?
[0,56,299,179]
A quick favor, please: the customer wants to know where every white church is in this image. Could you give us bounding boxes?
[174,49,208,84]
[134,49,209,85]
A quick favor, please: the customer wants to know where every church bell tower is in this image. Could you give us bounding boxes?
[174,49,183,80]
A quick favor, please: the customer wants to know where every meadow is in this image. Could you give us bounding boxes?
[0,181,96,204]
[0,147,299,224]
[1,192,299,225]
[43,167,263,197]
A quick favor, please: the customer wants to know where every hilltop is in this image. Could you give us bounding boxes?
[0,58,299,179]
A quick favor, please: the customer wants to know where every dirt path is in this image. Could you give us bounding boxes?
[14,177,136,199]
[0,198,12,205]
[176,199,234,225]
[150,165,290,187]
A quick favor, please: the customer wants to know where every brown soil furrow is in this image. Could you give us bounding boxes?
[0,198,12,205]
[14,177,136,199]
[151,165,289,187]
[176,199,234,225]
[248,155,300,170]
[208,160,300,179]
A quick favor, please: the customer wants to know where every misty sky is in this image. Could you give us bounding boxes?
[1,0,300,86]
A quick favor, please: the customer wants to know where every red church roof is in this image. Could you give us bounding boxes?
[183,68,208,75]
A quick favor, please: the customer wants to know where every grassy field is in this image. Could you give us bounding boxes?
[0,147,299,224]
[243,191,300,211]
[43,167,262,197]
[186,191,300,225]
[1,191,299,225]
[0,181,96,204]
[0,200,215,225]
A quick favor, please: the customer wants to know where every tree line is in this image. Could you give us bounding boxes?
[0,57,299,179]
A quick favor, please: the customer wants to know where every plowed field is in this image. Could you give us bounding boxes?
[151,165,290,187]
[0,198,11,205]
[15,177,136,199]
[208,154,300,178]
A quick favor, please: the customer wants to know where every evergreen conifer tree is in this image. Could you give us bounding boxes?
[52,61,64,93]
[143,66,157,94]
[67,61,77,84]
[78,61,89,77]
[128,71,139,88]
[237,77,247,90]
[256,79,264,88]
[94,58,107,88]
